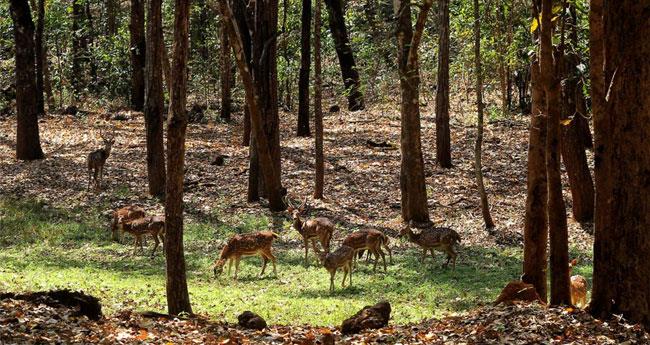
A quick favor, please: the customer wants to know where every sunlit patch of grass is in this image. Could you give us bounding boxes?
[0,197,593,325]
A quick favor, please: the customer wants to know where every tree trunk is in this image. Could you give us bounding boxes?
[242,105,251,146]
[165,0,192,316]
[590,0,650,330]
[435,0,451,168]
[473,0,494,230]
[35,0,45,115]
[395,0,431,223]
[71,0,83,103]
[144,0,166,198]
[106,0,118,35]
[540,0,570,306]
[162,41,172,100]
[522,57,548,302]
[43,44,55,110]
[220,18,232,120]
[84,1,98,92]
[130,0,146,111]
[324,0,364,111]
[10,0,44,160]
[297,0,311,137]
[313,0,324,199]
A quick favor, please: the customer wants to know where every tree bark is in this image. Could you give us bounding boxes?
[540,0,570,306]
[106,0,118,35]
[43,44,55,110]
[220,18,232,120]
[129,0,146,111]
[435,0,451,168]
[144,0,166,198]
[590,0,650,330]
[165,0,192,316]
[297,0,311,137]
[324,0,364,111]
[395,0,431,223]
[35,0,45,115]
[473,0,494,230]
[71,0,83,103]
[522,57,548,302]
[313,0,324,199]
[10,0,45,160]
[85,1,98,92]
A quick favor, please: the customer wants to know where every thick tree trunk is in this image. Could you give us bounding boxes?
[324,0,364,111]
[297,0,311,137]
[106,0,118,35]
[522,57,548,302]
[590,0,650,330]
[165,0,192,316]
[144,0,166,198]
[10,0,44,160]
[220,18,232,120]
[395,0,431,223]
[130,0,146,111]
[435,0,451,168]
[35,0,45,115]
[313,0,324,199]
[540,0,570,306]
[473,0,495,230]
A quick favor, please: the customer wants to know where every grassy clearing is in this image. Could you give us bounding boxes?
[0,197,592,326]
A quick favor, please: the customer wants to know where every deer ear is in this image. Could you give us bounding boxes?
[570,259,578,266]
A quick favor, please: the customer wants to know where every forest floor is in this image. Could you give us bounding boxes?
[0,101,611,340]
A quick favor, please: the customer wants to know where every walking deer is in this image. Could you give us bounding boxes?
[399,224,461,269]
[111,205,146,243]
[212,231,279,279]
[121,215,166,256]
[87,128,116,191]
[318,245,355,293]
[285,197,334,265]
[569,259,588,308]
[342,229,392,272]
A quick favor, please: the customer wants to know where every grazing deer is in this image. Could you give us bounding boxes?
[569,259,588,308]
[342,229,392,272]
[399,224,461,269]
[87,128,116,191]
[121,215,166,256]
[212,231,279,279]
[111,205,146,243]
[318,245,355,293]
[285,197,334,265]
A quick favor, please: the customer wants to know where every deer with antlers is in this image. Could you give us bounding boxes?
[87,127,116,191]
[285,196,335,265]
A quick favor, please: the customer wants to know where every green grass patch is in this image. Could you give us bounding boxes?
[0,197,593,325]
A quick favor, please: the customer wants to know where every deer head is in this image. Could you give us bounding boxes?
[285,196,307,220]
[100,127,116,155]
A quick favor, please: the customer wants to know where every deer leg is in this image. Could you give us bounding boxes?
[99,165,104,190]
[151,233,159,257]
[87,169,92,190]
[342,267,348,288]
[329,271,335,293]
[385,243,393,265]
[377,247,387,272]
[265,249,277,276]
[430,249,437,264]
[303,239,309,266]
[234,257,241,280]
[227,259,233,276]
[349,262,353,286]
[422,249,427,262]
[260,254,268,276]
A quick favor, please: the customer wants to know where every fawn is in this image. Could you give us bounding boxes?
[212,231,279,279]
[399,224,461,269]
[342,229,392,272]
[87,128,116,191]
[285,197,334,265]
[318,245,355,293]
[121,215,166,256]
[569,259,588,308]
[111,205,146,243]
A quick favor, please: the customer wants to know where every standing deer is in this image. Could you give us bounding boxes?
[285,197,334,265]
[399,224,461,269]
[212,231,279,279]
[111,205,146,243]
[87,128,116,191]
[120,215,166,256]
[318,245,355,293]
[569,259,588,308]
[342,229,392,272]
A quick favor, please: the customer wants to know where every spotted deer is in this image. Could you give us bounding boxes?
[342,229,392,272]
[399,224,461,269]
[87,128,116,191]
[110,205,146,243]
[318,245,355,293]
[212,231,279,279]
[121,215,166,256]
[569,259,588,308]
[285,197,334,265]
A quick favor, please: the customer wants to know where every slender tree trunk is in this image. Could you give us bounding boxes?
[43,44,55,110]
[522,57,548,302]
[35,0,45,115]
[106,0,118,35]
[540,0,570,306]
[144,0,166,198]
[590,0,650,329]
[162,41,172,100]
[10,0,44,160]
[85,1,98,92]
[324,0,364,111]
[313,0,324,199]
[242,105,251,146]
[435,0,451,168]
[165,0,192,316]
[130,0,146,111]
[297,0,311,137]
[220,18,232,120]
[473,0,495,229]
[395,0,431,223]
[71,0,83,103]
[496,4,508,116]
